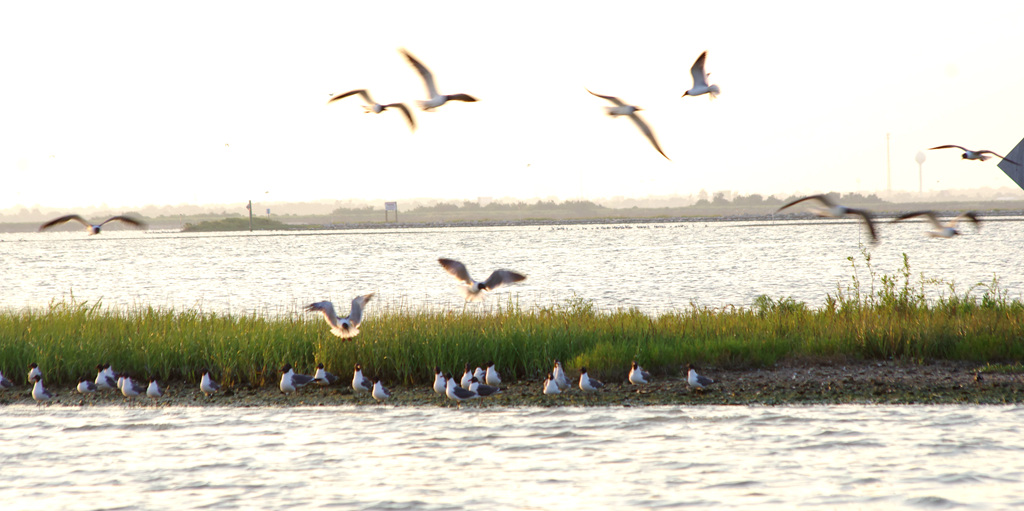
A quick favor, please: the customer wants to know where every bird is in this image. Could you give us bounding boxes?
[327,89,416,131]
[372,379,392,403]
[27,363,42,383]
[31,375,53,403]
[473,366,486,382]
[95,364,117,391]
[438,258,526,301]
[579,367,604,392]
[552,360,570,391]
[400,48,478,111]
[0,371,13,391]
[445,375,479,404]
[543,373,561,395]
[305,293,374,339]
[116,374,126,390]
[628,362,651,385]
[200,369,221,397]
[586,89,670,160]
[681,51,720,99]
[352,363,373,395]
[147,378,163,399]
[279,363,315,395]
[77,377,97,394]
[121,376,146,399]
[313,363,338,386]
[432,367,448,395]
[485,362,501,386]
[460,363,474,389]
[892,211,980,238]
[686,364,716,389]
[929,145,1018,165]
[775,194,879,243]
[468,377,501,397]
[39,214,146,235]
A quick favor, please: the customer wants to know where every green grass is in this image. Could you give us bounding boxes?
[2,253,1022,387]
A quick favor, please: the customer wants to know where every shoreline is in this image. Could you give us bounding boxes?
[6,360,1022,407]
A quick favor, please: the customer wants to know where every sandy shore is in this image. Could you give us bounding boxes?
[4,360,1022,408]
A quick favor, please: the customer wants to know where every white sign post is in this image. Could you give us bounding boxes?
[385,201,398,222]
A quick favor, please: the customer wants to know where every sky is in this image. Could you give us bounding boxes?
[2,1,1023,210]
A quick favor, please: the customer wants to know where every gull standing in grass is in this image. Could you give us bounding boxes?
[313,363,338,386]
[469,377,501,397]
[579,368,604,392]
[485,362,501,386]
[686,364,716,390]
[31,375,53,403]
[147,378,163,400]
[279,363,315,395]
[586,89,670,160]
[400,48,478,111]
[95,364,117,391]
[352,364,373,396]
[552,360,570,391]
[39,214,146,235]
[629,362,651,385]
[681,51,720,99]
[892,211,980,238]
[445,375,479,406]
[438,258,527,302]
[200,369,221,397]
[543,373,561,395]
[305,293,374,339]
[433,367,448,395]
[77,377,97,394]
[928,145,1018,165]
[121,376,146,400]
[372,379,392,403]
[327,89,416,131]
[0,371,13,391]
[27,363,42,383]
[775,194,879,243]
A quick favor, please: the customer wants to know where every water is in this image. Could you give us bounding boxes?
[2,405,1022,510]
[1,217,1022,315]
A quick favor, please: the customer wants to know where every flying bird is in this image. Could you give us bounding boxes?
[928,145,1018,165]
[327,89,416,131]
[686,364,716,389]
[586,89,669,160]
[305,293,374,339]
[438,258,526,301]
[775,194,879,243]
[682,51,721,99]
[400,48,478,111]
[892,211,980,238]
[39,214,146,235]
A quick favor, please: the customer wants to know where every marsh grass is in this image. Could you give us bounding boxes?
[2,253,1021,387]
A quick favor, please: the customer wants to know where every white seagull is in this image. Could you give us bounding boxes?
[0,371,13,391]
[586,89,670,160]
[552,360,570,391]
[147,378,163,399]
[279,363,315,395]
[468,377,501,397]
[31,375,53,403]
[327,89,416,131]
[628,362,651,385]
[686,364,716,389]
[95,364,117,391]
[372,379,392,403]
[775,194,879,243]
[485,362,501,386]
[460,363,474,389]
[681,51,720,99]
[929,145,1018,165]
[200,369,221,397]
[116,374,126,390]
[893,211,980,238]
[445,376,479,405]
[27,363,42,383]
[352,363,373,396]
[400,48,478,111]
[543,373,561,395]
[121,376,146,399]
[313,363,338,386]
[305,293,374,339]
[438,258,526,302]
[433,367,448,395]
[77,377,97,394]
[579,367,605,392]
[39,214,146,235]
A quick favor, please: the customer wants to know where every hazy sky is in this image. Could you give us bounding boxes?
[2,1,1023,210]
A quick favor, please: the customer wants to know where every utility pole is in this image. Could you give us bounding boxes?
[915,151,926,195]
[247,200,252,232]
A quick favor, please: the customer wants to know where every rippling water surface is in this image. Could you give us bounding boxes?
[1,217,1022,314]
[2,405,1022,510]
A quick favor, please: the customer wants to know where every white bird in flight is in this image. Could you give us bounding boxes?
[681,51,720,99]
[928,145,1018,166]
[775,194,879,244]
[400,48,478,111]
[39,214,146,235]
[438,259,526,301]
[892,210,980,238]
[327,89,416,131]
[305,293,374,338]
[586,89,669,160]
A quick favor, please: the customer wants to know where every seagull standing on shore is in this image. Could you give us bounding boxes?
[147,378,163,399]
[39,214,146,235]
[460,363,474,389]
[352,364,373,396]
[200,369,221,397]
[27,363,42,383]
[681,51,720,99]
[305,293,374,339]
[0,371,13,391]
[586,89,670,160]
[485,362,501,386]
[775,194,879,243]
[95,365,117,391]
[445,375,480,405]
[77,377,97,394]
[372,379,392,403]
[552,360,570,391]
[433,367,448,395]
[328,89,416,131]
[929,145,1018,165]
[121,376,146,399]
[629,362,651,385]
[892,211,980,238]
[579,368,604,392]
[31,375,53,403]
[686,364,716,389]
[313,363,338,386]
[543,373,562,395]
[468,377,501,397]
[401,49,478,111]
[438,258,527,302]
[280,363,315,395]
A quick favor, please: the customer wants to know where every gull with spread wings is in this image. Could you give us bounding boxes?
[438,258,525,302]
[929,145,1018,165]
[586,89,670,160]
[305,293,374,338]
[400,49,477,111]
[39,215,146,235]
[681,51,720,99]
[327,89,416,131]
[776,194,879,243]
[892,211,980,238]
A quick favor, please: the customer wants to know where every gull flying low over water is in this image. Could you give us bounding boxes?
[305,293,374,339]
[372,379,392,403]
[77,378,97,394]
[929,145,1018,165]
[327,89,416,131]
[313,363,338,386]
[681,51,720,99]
[628,362,651,385]
[586,89,670,160]
[31,375,53,403]
[147,378,163,399]
[686,364,716,389]
[775,194,879,243]
[200,369,221,397]
[39,214,146,235]
[400,48,478,111]
[579,367,604,392]
[280,363,315,395]
[892,211,980,238]
[438,258,526,302]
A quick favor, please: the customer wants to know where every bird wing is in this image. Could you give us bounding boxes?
[690,51,709,88]
[438,258,475,285]
[776,194,833,213]
[952,211,981,229]
[327,89,372,104]
[305,301,339,329]
[844,208,879,243]
[101,216,146,229]
[346,293,374,326]
[39,214,90,231]
[481,269,527,291]
[444,93,477,103]
[585,88,625,107]
[384,102,417,131]
[929,145,967,152]
[293,374,315,386]
[977,150,1016,164]
[893,210,942,229]
[85,380,97,391]
[627,113,670,160]
[697,374,715,386]
[401,49,437,98]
